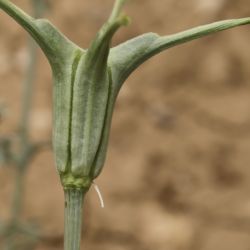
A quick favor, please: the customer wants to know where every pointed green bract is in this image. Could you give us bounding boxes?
[0,0,79,67]
[109,18,250,94]
[1,0,249,188]
[69,13,129,175]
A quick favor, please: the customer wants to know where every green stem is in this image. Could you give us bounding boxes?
[3,166,25,249]
[10,167,25,221]
[2,2,45,249]
[64,188,85,250]
[109,0,127,22]
[19,39,37,145]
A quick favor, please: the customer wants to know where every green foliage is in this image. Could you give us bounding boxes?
[1,1,250,250]
[1,0,249,190]
[0,0,249,190]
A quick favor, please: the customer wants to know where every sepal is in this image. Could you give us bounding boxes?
[109,18,250,95]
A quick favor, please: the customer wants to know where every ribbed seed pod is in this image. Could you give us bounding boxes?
[54,15,130,189]
[1,0,249,191]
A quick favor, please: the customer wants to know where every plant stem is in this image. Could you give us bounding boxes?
[64,188,85,250]
[19,38,37,146]
[2,2,47,249]
[3,20,38,250]
[11,167,25,222]
[3,166,25,250]
[109,0,127,22]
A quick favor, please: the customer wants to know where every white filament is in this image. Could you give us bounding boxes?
[93,182,105,208]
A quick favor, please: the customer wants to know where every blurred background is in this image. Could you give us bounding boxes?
[1,0,250,249]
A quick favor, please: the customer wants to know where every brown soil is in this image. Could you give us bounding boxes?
[1,0,250,249]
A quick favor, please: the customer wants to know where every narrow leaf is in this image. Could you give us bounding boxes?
[0,0,79,70]
[109,18,250,93]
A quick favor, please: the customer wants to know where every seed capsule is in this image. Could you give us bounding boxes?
[52,16,130,189]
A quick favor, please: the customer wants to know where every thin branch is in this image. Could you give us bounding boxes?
[0,1,50,249]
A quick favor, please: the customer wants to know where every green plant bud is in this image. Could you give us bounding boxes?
[1,0,249,190]
[52,17,129,189]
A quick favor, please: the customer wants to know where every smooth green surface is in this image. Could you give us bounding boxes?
[1,0,250,188]
[110,18,250,93]
[64,188,85,250]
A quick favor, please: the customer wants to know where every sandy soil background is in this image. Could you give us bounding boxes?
[1,0,250,249]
